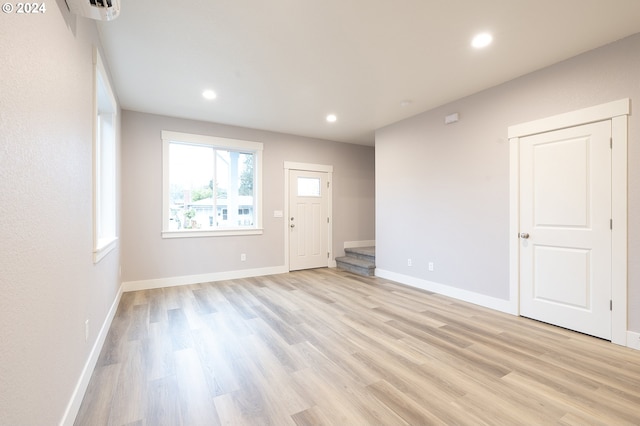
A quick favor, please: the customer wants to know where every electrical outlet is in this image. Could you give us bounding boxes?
[428,262,434,271]
[407,258,412,267]
[240,253,246,261]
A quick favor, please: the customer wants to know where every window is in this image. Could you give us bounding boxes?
[162,131,263,238]
[93,47,118,263]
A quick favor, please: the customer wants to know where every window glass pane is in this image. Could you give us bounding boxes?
[169,143,214,230]
[162,130,262,237]
[98,113,116,241]
[93,49,118,262]
[216,150,255,227]
[298,177,321,197]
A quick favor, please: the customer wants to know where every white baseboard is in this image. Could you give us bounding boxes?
[375,269,640,351]
[627,331,640,350]
[60,284,124,426]
[344,240,375,249]
[375,269,515,315]
[122,265,289,292]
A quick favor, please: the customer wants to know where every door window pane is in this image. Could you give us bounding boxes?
[298,177,321,197]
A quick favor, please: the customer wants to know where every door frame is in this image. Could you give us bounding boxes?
[284,161,333,271]
[508,98,629,346]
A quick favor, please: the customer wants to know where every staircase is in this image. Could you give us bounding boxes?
[336,246,375,277]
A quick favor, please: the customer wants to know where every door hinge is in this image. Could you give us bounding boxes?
[610,219,613,230]
[610,137,613,149]
[327,252,330,259]
[327,181,330,188]
[610,300,613,311]
[327,217,330,223]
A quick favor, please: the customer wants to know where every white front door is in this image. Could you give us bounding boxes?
[289,170,328,271]
[519,120,612,340]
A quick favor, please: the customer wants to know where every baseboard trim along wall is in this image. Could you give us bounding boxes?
[628,331,640,350]
[61,284,124,426]
[376,268,639,352]
[375,268,516,315]
[122,265,289,292]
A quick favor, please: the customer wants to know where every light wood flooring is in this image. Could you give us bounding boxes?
[75,268,640,425]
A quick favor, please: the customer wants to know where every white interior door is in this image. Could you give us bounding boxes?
[289,170,328,271]
[519,120,612,339]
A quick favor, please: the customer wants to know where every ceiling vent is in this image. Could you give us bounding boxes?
[66,0,120,21]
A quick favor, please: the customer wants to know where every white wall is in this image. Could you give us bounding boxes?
[0,3,121,424]
[120,111,375,285]
[376,33,640,332]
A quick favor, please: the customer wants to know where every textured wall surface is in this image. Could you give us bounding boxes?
[0,4,121,424]
[120,111,375,282]
[376,33,640,331]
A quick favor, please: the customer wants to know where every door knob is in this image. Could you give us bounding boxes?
[519,232,530,239]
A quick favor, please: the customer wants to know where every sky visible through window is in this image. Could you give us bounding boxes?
[169,144,235,191]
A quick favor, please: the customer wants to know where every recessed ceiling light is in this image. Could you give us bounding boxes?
[471,32,493,49]
[400,100,412,107]
[326,114,337,123]
[202,89,217,100]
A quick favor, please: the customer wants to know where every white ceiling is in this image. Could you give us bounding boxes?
[97,0,640,146]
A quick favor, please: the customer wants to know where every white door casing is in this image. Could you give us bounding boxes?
[519,121,611,339]
[284,162,333,271]
[509,98,629,346]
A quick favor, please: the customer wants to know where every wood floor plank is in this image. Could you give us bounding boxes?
[192,287,218,315]
[145,375,181,426]
[290,405,333,426]
[75,268,640,425]
[223,350,284,425]
[167,308,193,351]
[213,393,255,426]
[144,322,176,382]
[295,322,381,386]
[238,333,311,419]
[291,364,407,425]
[216,280,258,320]
[73,363,119,426]
[190,326,241,397]
[106,339,146,426]
[246,316,306,374]
[174,348,221,426]
[367,379,447,426]
[501,371,639,425]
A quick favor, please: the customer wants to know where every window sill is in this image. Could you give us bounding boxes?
[161,228,264,239]
[94,237,118,263]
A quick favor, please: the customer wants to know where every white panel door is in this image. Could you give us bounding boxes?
[289,170,328,271]
[519,120,612,339]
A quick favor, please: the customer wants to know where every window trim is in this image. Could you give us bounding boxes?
[161,130,263,238]
[93,47,118,263]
